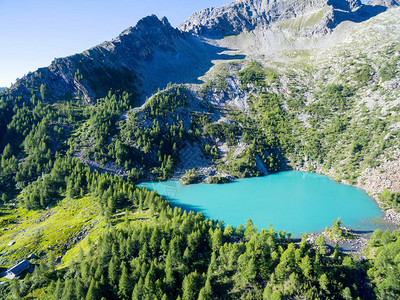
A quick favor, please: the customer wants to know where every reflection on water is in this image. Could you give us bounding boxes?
[145,180,179,198]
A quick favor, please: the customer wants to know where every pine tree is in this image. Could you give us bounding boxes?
[85,279,99,300]
[131,277,144,300]
[207,252,217,278]
[313,254,323,277]
[2,143,12,159]
[75,279,85,300]
[183,247,191,264]
[46,281,56,299]
[299,255,312,279]
[182,271,199,300]
[108,256,120,286]
[10,279,21,300]
[263,285,273,300]
[61,278,76,300]
[54,279,64,300]
[223,225,233,239]
[119,262,132,300]
[144,263,156,297]
[244,219,257,241]
[124,210,130,228]
[341,287,352,300]
[319,273,329,292]
[48,250,56,273]
[211,228,223,252]
[164,256,175,288]
[235,224,244,238]
[40,83,47,100]
[315,234,326,255]
[149,227,162,255]
[198,277,212,300]
[243,257,257,282]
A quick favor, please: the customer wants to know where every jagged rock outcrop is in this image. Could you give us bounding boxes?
[178,0,365,38]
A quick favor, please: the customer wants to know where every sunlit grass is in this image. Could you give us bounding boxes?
[0,195,101,267]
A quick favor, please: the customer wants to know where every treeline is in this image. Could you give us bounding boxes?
[4,205,374,300]
[379,189,400,212]
[0,88,139,203]
[0,94,73,194]
[1,79,289,194]
[21,156,167,216]
[119,87,190,180]
[86,91,136,160]
[366,229,400,298]
[225,92,291,175]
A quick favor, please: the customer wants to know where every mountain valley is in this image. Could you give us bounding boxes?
[1,0,400,298]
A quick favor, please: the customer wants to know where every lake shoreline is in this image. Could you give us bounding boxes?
[141,172,387,238]
[175,166,400,226]
[382,208,400,224]
[304,228,370,259]
[292,164,400,227]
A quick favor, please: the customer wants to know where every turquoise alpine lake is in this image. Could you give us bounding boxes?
[140,171,385,237]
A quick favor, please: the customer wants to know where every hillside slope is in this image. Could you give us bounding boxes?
[1,0,400,299]
[1,0,398,193]
[1,0,399,196]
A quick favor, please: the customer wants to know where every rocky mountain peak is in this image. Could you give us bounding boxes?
[108,15,181,58]
[178,0,367,37]
[7,15,184,103]
[120,15,176,37]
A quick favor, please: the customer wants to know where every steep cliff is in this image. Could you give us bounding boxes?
[7,15,226,104]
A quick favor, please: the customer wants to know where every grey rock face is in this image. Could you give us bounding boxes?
[178,0,387,38]
[8,15,203,103]
[102,15,182,61]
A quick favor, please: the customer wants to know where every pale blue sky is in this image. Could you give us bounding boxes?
[0,0,231,87]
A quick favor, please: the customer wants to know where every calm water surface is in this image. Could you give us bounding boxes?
[140,171,384,237]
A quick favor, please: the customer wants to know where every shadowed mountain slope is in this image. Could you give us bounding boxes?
[7,15,242,104]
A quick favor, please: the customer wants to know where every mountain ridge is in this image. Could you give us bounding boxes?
[177,0,393,38]
[6,15,230,104]
[5,0,397,104]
